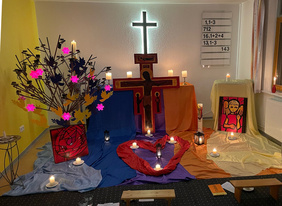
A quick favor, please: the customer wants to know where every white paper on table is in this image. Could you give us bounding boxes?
[139,199,154,202]
[97,203,119,206]
[221,181,235,193]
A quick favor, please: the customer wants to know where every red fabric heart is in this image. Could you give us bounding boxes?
[116,135,190,176]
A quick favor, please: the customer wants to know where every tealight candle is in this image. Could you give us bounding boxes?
[127,71,132,78]
[182,70,187,78]
[147,129,151,135]
[231,132,234,138]
[226,73,230,81]
[155,164,161,169]
[106,72,112,80]
[168,69,173,76]
[170,137,174,142]
[49,175,55,185]
[213,148,217,154]
[76,157,81,164]
[132,142,137,147]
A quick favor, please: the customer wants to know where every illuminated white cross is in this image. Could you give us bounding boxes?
[132,11,157,54]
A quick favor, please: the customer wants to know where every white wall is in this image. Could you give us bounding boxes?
[237,0,253,79]
[35,2,240,123]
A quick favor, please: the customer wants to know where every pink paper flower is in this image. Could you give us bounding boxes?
[18,96,26,101]
[62,47,70,54]
[70,75,79,83]
[96,103,104,111]
[30,70,39,78]
[87,74,96,80]
[26,104,36,112]
[62,112,71,121]
[36,68,44,76]
[105,85,111,91]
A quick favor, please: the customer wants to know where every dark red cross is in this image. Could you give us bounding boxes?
[113,53,179,134]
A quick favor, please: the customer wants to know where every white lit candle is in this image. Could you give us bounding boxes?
[213,148,217,154]
[49,175,55,185]
[71,40,77,52]
[147,129,151,135]
[76,157,81,164]
[226,73,230,81]
[106,72,112,80]
[199,137,203,144]
[231,132,234,138]
[155,164,161,169]
[127,71,132,78]
[198,103,203,108]
[274,76,277,85]
[168,70,173,76]
[3,131,6,138]
[132,142,137,147]
[170,137,174,142]
[182,70,187,78]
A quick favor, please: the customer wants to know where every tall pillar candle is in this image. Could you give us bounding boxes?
[182,70,187,78]
[168,70,173,76]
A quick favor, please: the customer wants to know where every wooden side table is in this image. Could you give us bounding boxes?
[0,135,22,188]
[121,189,175,206]
[230,178,282,203]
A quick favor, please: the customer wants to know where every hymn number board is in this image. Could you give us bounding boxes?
[201,12,232,67]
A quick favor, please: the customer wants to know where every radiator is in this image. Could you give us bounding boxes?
[265,97,282,142]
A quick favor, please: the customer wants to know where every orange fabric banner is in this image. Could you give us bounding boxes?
[163,84,198,133]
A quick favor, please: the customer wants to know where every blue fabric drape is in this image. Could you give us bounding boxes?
[84,90,137,187]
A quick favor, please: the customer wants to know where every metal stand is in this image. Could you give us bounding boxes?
[183,77,187,85]
[0,135,24,189]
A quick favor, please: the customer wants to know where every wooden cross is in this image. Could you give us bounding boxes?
[132,11,157,54]
[113,12,179,134]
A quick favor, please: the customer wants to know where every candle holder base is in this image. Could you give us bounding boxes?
[243,187,255,192]
[145,134,153,137]
[73,160,84,166]
[228,136,237,140]
[154,167,163,171]
[130,145,139,149]
[210,152,220,157]
[46,181,58,188]
[168,140,177,144]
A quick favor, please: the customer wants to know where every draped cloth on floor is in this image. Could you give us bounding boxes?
[117,135,191,176]
[208,79,282,176]
[3,143,102,196]
[84,90,137,187]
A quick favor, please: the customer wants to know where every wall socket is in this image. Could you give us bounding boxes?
[19,125,24,133]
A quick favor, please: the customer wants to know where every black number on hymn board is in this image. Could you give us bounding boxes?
[204,19,216,25]
[221,46,230,51]
[203,40,218,46]
[203,33,225,39]
[203,27,211,32]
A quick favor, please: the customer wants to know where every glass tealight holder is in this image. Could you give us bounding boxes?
[194,132,205,145]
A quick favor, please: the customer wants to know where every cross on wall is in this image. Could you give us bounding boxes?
[132,11,157,54]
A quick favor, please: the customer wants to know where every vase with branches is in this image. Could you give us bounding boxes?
[11,35,113,128]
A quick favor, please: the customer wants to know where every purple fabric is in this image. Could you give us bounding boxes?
[120,132,195,185]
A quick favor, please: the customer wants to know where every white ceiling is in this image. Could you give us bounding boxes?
[34,0,249,4]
